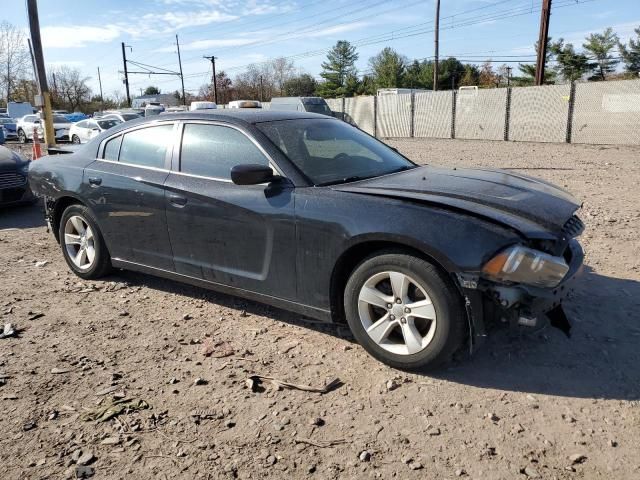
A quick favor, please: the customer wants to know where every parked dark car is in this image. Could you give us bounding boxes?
[0,145,34,206]
[28,111,584,370]
[0,117,18,141]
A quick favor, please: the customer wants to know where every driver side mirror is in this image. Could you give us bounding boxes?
[231,164,274,185]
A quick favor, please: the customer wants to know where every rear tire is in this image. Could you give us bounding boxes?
[59,204,112,280]
[344,252,466,370]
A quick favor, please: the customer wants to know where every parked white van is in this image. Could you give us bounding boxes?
[190,101,217,111]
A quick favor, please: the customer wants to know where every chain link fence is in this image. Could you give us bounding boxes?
[326,79,640,146]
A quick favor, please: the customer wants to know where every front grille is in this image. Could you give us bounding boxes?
[0,172,27,189]
[1,187,27,203]
[562,214,584,239]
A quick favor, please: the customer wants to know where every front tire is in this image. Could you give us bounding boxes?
[71,134,81,144]
[344,252,466,370]
[59,204,112,279]
[18,129,28,144]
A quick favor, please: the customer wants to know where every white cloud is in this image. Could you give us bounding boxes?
[41,25,121,48]
[155,37,255,52]
[137,10,238,32]
[306,21,371,38]
[47,60,85,68]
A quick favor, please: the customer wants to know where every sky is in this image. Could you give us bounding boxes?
[5,0,640,99]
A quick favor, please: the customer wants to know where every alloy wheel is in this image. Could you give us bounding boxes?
[63,215,96,271]
[357,271,437,355]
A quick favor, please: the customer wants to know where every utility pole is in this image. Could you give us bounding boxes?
[203,55,218,104]
[259,75,264,102]
[51,73,57,104]
[433,0,441,91]
[535,0,552,86]
[176,35,186,106]
[121,42,131,107]
[97,67,104,111]
[26,0,56,147]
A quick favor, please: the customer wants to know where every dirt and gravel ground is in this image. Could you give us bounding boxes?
[1,139,639,480]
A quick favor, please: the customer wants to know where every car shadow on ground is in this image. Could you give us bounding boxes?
[435,267,640,401]
[116,264,639,401]
[116,269,355,340]
[0,200,45,230]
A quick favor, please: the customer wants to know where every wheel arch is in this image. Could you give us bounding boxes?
[329,236,458,325]
[50,195,88,242]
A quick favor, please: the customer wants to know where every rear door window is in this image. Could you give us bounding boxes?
[118,124,174,168]
[179,123,268,180]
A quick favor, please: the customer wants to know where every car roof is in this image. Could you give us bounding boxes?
[115,110,334,128]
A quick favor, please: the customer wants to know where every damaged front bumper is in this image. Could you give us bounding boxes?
[459,239,584,347]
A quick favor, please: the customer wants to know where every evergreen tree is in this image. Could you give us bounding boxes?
[283,74,317,96]
[459,64,479,86]
[144,86,160,95]
[438,57,467,90]
[583,27,619,80]
[618,26,640,74]
[369,47,407,88]
[317,40,359,97]
[549,39,590,82]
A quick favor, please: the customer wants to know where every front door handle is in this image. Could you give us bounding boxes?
[88,177,102,186]
[168,194,187,207]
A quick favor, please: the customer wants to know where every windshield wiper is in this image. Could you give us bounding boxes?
[317,175,371,187]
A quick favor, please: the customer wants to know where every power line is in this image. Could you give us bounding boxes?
[142,0,598,92]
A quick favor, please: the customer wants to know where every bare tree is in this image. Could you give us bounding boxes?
[0,21,31,104]
[234,63,275,101]
[47,66,92,112]
[271,57,295,95]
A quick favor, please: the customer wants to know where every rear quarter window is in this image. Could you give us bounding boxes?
[103,135,122,161]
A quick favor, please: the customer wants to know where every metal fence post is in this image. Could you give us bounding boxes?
[341,97,345,122]
[504,87,512,141]
[373,95,378,138]
[566,81,576,144]
[410,92,415,138]
[451,90,457,139]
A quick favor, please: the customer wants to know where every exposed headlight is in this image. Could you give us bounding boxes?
[482,245,569,288]
[20,163,30,175]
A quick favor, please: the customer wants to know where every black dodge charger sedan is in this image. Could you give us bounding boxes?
[28,111,584,370]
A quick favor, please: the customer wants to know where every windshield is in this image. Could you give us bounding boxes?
[122,113,141,121]
[52,115,71,123]
[257,119,415,186]
[304,103,332,115]
[97,119,121,130]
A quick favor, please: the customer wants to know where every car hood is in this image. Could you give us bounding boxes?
[0,145,29,173]
[333,165,581,238]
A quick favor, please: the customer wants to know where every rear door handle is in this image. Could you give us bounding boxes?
[88,177,102,186]
[168,194,187,207]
